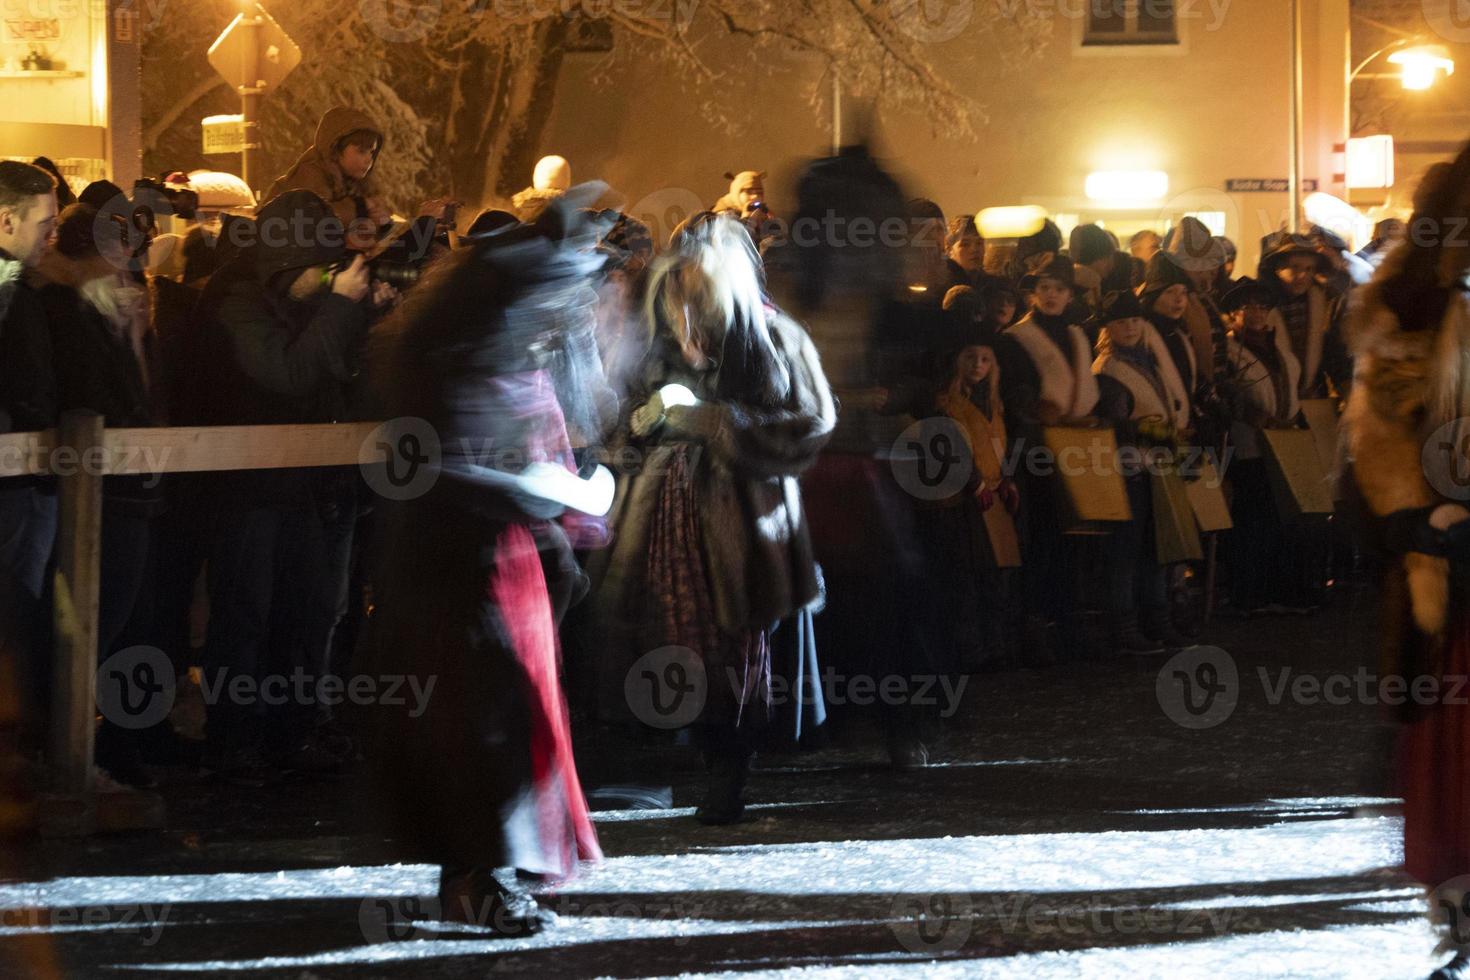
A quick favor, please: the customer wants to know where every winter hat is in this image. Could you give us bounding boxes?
[1069,223,1114,267]
[1164,216,1226,272]
[533,155,572,193]
[726,170,765,199]
[1098,288,1144,325]
[943,284,985,321]
[1219,276,1276,313]
[1139,251,1194,301]
[1018,254,1075,292]
[1257,230,1330,280]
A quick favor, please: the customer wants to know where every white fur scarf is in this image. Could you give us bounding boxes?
[1227,326,1302,424]
[1092,322,1191,430]
[0,255,20,328]
[1008,316,1100,417]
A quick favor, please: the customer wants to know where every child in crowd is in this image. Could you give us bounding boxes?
[1092,290,1194,653]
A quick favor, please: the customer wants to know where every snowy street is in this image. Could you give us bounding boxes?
[0,588,1445,978]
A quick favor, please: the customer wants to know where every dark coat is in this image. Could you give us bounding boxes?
[37,261,162,514]
[0,251,55,436]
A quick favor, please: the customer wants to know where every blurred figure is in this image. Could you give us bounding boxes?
[1356,217,1405,269]
[1129,229,1162,262]
[365,190,610,933]
[585,212,835,822]
[29,157,75,209]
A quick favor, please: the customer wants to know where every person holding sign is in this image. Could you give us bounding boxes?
[1092,290,1195,654]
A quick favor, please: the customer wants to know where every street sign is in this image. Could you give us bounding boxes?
[207,5,300,93]
[1225,179,1320,193]
[202,114,246,155]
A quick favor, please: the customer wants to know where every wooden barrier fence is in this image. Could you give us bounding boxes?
[0,412,382,811]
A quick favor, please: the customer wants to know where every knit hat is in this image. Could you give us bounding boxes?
[533,155,572,193]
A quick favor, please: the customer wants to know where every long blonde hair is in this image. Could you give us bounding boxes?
[644,212,790,408]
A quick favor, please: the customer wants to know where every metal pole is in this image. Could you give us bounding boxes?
[1289,0,1303,233]
[832,71,842,155]
[239,12,262,193]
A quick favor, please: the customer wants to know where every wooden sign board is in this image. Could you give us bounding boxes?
[1184,459,1233,532]
[1300,398,1342,500]
[1263,427,1335,517]
[983,507,1022,569]
[1042,427,1132,529]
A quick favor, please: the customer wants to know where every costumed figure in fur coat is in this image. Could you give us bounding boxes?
[584,211,835,825]
[363,188,613,935]
[1345,140,1470,980]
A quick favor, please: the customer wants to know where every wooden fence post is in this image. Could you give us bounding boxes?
[49,410,104,799]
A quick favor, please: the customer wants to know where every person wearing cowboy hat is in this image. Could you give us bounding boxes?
[1257,231,1352,399]
[921,318,1021,671]
[1217,277,1324,619]
[1092,289,1194,654]
[993,253,1099,664]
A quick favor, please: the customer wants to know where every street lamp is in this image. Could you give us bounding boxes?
[1385,44,1456,91]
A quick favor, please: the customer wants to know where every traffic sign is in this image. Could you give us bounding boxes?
[207,4,300,93]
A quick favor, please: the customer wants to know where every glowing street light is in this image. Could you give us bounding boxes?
[1084,170,1169,205]
[1387,44,1455,91]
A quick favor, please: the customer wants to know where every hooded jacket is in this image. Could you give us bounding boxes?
[265,107,383,229]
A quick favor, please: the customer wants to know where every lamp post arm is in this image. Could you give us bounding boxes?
[1351,37,1414,84]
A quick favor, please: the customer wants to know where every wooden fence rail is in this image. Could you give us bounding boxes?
[3,412,385,820]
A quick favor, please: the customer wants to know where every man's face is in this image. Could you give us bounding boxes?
[1278,254,1318,297]
[1033,278,1072,316]
[338,142,377,181]
[0,192,58,268]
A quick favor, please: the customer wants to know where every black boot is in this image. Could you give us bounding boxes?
[1431,952,1470,979]
[1109,613,1164,656]
[696,729,752,825]
[436,865,556,936]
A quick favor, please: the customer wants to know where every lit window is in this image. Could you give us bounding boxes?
[1084,0,1178,46]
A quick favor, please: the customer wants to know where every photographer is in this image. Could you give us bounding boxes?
[193,190,395,775]
[266,106,453,252]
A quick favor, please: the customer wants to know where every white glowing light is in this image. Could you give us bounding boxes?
[658,383,698,408]
[1085,170,1169,204]
[1389,44,1454,91]
[976,206,1049,239]
[1346,135,1395,189]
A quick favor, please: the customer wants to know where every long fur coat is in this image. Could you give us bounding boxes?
[1345,243,1470,639]
[582,310,836,719]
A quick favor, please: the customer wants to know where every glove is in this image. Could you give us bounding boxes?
[998,479,1020,515]
[976,485,995,512]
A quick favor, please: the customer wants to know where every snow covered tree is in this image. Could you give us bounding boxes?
[142,0,1048,211]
